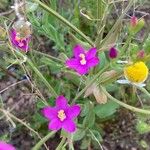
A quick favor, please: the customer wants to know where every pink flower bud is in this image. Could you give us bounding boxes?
[108,47,118,59]
[130,16,138,27]
[137,50,145,58]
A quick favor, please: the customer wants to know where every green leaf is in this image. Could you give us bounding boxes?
[94,100,119,119]
[140,140,148,149]
[143,34,150,53]
[88,130,102,142]
[80,101,90,117]
[37,100,46,109]
[73,129,86,141]
[80,138,89,150]
[26,2,39,12]
[83,109,95,128]
[98,52,107,70]
[136,120,150,134]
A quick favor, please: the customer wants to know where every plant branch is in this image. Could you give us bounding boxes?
[32,131,56,150]
[32,0,94,46]
[101,86,150,114]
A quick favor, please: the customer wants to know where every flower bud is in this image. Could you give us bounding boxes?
[137,50,145,59]
[129,16,145,35]
[130,16,138,27]
[108,47,118,59]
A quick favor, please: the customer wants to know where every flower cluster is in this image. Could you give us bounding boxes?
[42,95,80,133]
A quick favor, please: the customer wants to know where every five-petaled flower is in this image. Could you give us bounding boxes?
[66,45,100,75]
[42,96,81,133]
[0,141,16,150]
[10,29,30,52]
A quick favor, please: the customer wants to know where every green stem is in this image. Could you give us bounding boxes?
[32,0,94,46]
[56,137,66,150]
[137,87,150,98]
[32,131,56,150]
[32,50,63,62]
[100,0,134,48]
[14,50,58,98]
[95,0,104,47]
[72,64,109,102]
[101,86,150,114]
[27,59,58,97]
[122,34,132,53]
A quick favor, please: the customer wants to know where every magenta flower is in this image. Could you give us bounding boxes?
[66,45,100,75]
[42,96,81,133]
[10,29,30,52]
[0,141,16,150]
[108,47,118,59]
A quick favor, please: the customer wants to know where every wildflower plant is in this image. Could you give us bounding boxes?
[1,0,150,150]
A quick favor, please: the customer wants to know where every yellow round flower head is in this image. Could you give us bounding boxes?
[124,61,148,84]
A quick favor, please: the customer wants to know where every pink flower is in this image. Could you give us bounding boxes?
[108,47,118,59]
[66,45,100,75]
[0,141,16,150]
[42,96,81,133]
[10,29,30,52]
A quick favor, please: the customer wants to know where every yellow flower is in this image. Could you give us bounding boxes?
[117,61,149,87]
[124,61,148,84]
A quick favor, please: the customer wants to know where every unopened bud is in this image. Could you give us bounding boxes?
[108,47,118,59]
[130,16,138,27]
[129,16,145,34]
[137,50,145,59]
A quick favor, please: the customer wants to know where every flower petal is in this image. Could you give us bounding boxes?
[73,45,85,58]
[66,58,79,69]
[56,95,68,109]
[134,83,146,87]
[88,57,100,67]
[0,141,16,150]
[86,47,97,59]
[42,106,57,120]
[48,119,62,131]
[117,79,130,84]
[63,119,76,133]
[76,65,89,75]
[67,105,81,119]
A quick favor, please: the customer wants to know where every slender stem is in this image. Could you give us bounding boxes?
[32,0,94,46]
[56,137,66,150]
[73,64,109,102]
[122,34,132,53]
[27,59,58,97]
[100,0,134,48]
[0,65,17,79]
[14,49,58,98]
[137,87,150,98]
[32,131,56,150]
[0,109,47,149]
[101,86,150,114]
[32,50,63,62]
